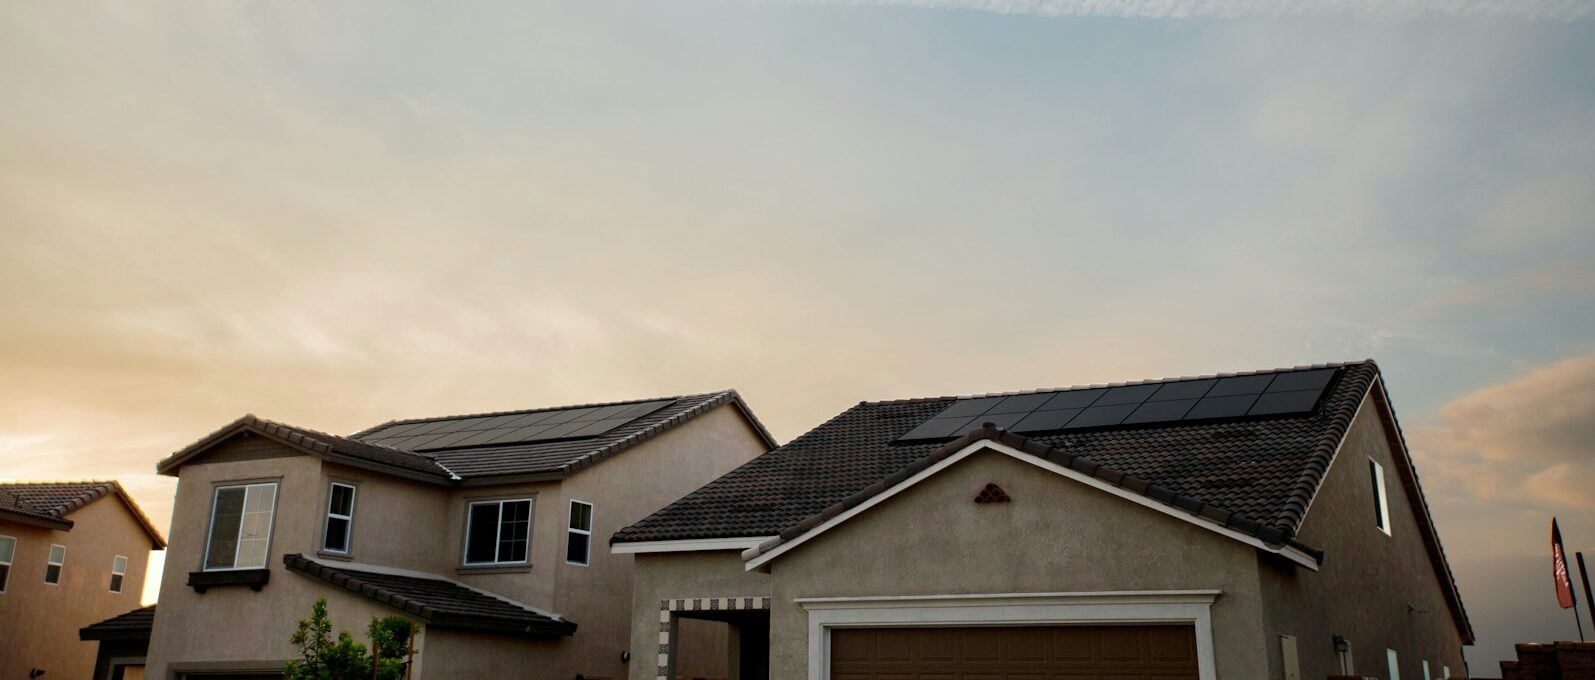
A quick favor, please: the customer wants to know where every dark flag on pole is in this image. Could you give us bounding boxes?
[1555,518,1577,609]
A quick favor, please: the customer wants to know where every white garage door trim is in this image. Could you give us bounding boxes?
[798,590,1221,680]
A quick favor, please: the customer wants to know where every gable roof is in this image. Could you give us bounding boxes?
[79,605,157,641]
[0,481,166,548]
[613,360,1472,643]
[283,554,576,637]
[158,391,774,486]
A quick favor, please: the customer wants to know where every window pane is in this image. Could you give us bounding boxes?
[110,573,123,593]
[206,487,246,569]
[48,545,66,563]
[567,531,590,565]
[324,517,350,552]
[1370,461,1388,530]
[465,503,500,563]
[113,555,128,573]
[0,563,9,591]
[0,537,14,563]
[330,484,355,516]
[497,500,530,563]
[45,564,61,584]
[569,502,592,531]
[236,536,269,569]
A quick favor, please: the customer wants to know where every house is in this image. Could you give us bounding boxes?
[612,361,1472,680]
[0,481,167,679]
[143,390,774,680]
[81,605,159,680]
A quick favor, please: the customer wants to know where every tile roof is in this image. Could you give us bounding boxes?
[283,554,576,637]
[615,361,1376,545]
[159,391,773,485]
[79,605,157,641]
[349,390,773,481]
[0,481,166,547]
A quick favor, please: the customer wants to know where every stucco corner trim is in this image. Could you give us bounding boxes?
[742,439,1321,572]
[611,536,775,554]
[798,590,1222,680]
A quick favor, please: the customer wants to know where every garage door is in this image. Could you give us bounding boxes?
[831,625,1198,680]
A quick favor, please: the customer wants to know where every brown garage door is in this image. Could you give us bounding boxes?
[831,625,1198,680]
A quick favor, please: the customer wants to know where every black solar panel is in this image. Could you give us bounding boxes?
[362,399,677,451]
[895,368,1340,442]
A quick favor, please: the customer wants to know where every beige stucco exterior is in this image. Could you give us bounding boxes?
[145,402,769,679]
[0,496,157,679]
[627,393,1470,680]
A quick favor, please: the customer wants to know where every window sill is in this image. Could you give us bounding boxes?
[456,564,531,575]
[316,551,353,562]
[188,568,270,593]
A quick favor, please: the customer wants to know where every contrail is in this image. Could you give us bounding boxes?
[765,0,1594,21]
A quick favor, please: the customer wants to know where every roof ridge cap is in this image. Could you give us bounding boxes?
[358,390,730,430]
[864,359,1372,405]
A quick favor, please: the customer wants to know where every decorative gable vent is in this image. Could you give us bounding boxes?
[975,483,1011,504]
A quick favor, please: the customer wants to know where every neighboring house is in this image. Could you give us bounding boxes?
[0,481,167,680]
[613,361,1473,680]
[81,605,158,680]
[144,391,774,680]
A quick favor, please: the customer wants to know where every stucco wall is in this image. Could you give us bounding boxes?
[0,497,155,679]
[1259,397,1469,679]
[629,551,773,680]
[629,448,1273,679]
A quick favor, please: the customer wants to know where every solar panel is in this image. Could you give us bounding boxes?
[364,399,678,451]
[895,368,1341,442]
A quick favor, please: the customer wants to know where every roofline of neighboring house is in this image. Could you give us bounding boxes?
[154,391,778,488]
[736,430,1325,573]
[0,481,166,548]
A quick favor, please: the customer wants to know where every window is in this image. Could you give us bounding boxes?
[0,535,14,592]
[1335,636,1354,675]
[204,482,278,571]
[1422,660,1431,680]
[323,483,357,554]
[1387,649,1400,680]
[1370,459,1391,535]
[45,544,65,584]
[464,499,532,565]
[1279,635,1301,680]
[1443,666,1451,679]
[110,555,128,593]
[566,500,593,566]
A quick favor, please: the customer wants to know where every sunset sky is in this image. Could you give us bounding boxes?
[3,0,1593,667]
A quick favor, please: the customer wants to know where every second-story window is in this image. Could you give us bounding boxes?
[0,535,14,592]
[1370,459,1391,536]
[464,499,532,565]
[323,483,357,554]
[110,555,128,593]
[45,544,66,584]
[205,482,278,571]
[567,500,593,566]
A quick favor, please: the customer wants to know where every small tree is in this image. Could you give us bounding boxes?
[368,616,412,680]
[284,598,372,680]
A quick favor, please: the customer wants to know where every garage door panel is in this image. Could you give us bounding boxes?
[831,626,1198,679]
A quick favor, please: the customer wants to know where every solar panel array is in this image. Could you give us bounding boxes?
[360,399,677,451]
[897,369,1339,442]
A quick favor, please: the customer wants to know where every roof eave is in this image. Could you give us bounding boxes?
[0,508,74,531]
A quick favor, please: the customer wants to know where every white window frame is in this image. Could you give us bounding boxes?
[566,499,593,566]
[322,482,357,555]
[462,498,534,566]
[1443,666,1450,679]
[797,590,1221,680]
[202,482,279,572]
[110,554,128,593]
[1387,649,1401,680]
[0,535,14,593]
[1370,458,1391,535]
[45,544,66,585]
[1422,660,1431,680]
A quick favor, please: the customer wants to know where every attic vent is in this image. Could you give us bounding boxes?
[975,483,1011,504]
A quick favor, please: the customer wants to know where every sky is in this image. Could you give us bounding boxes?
[1,0,1592,669]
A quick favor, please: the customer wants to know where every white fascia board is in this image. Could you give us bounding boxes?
[743,439,1320,572]
[611,536,775,554]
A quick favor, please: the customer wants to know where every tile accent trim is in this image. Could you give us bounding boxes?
[657,595,770,680]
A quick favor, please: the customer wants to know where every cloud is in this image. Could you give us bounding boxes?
[774,0,1595,21]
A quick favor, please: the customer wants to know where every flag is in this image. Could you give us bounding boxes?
[1554,518,1577,609]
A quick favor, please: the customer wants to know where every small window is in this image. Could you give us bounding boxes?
[1422,660,1431,680]
[109,555,128,593]
[566,500,593,566]
[204,482,278,571]
[323,483,357,554]
[463,499,533,565]
[1443,666,1450,679]
[1280,635,1301,680]
[1335,637,1354,675]
[1387,649,1400,680]
[1370,459,1391,535]
[45,544,66,584]
[0,535,14,592]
